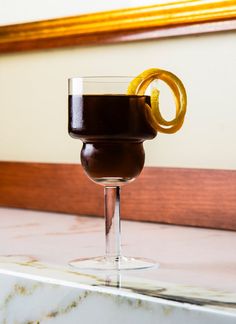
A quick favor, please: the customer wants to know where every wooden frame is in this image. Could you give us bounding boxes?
[0,0,236,52]
[0,162,236,231]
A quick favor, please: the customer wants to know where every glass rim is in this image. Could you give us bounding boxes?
[68,76,158,94]
[68,76,143,82]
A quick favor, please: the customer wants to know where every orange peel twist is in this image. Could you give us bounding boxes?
[127,68,187,134]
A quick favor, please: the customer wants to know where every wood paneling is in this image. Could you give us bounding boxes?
[0,1,236,52]
[0,162,235,230]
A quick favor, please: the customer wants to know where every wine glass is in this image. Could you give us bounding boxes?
[68,76,157,270]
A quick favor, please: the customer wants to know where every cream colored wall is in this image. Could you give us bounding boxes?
[0,31,236,169]
[0,0,177,25]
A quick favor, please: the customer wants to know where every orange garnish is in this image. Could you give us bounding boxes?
[127,68,187,134]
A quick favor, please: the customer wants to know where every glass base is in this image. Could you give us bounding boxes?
[69,255,157,271]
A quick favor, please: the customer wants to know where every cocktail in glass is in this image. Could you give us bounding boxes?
[68,71,186,270]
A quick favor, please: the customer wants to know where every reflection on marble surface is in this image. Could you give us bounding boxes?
[0,208,236,323]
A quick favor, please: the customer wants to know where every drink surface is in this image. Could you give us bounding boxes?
[68,94,157,183]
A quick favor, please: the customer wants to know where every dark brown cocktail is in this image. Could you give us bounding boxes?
[69,94,156,183]
[68,71,186,270]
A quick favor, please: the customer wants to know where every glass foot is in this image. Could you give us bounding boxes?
[69,255,157,271]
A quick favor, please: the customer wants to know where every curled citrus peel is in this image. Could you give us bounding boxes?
[127,68,187,134]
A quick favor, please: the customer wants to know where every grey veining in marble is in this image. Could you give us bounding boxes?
[0,207,235,323]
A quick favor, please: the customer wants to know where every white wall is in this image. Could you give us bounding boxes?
[0,31,236,170]
[0,0,178,25]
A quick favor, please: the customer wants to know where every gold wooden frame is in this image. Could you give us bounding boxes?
[0,0,236,52]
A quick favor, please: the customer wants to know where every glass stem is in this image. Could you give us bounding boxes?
[104,186,121,261]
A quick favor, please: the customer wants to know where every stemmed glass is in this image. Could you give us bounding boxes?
[68,76,157,270]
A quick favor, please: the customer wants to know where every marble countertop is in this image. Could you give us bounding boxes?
[0,207,235,323]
